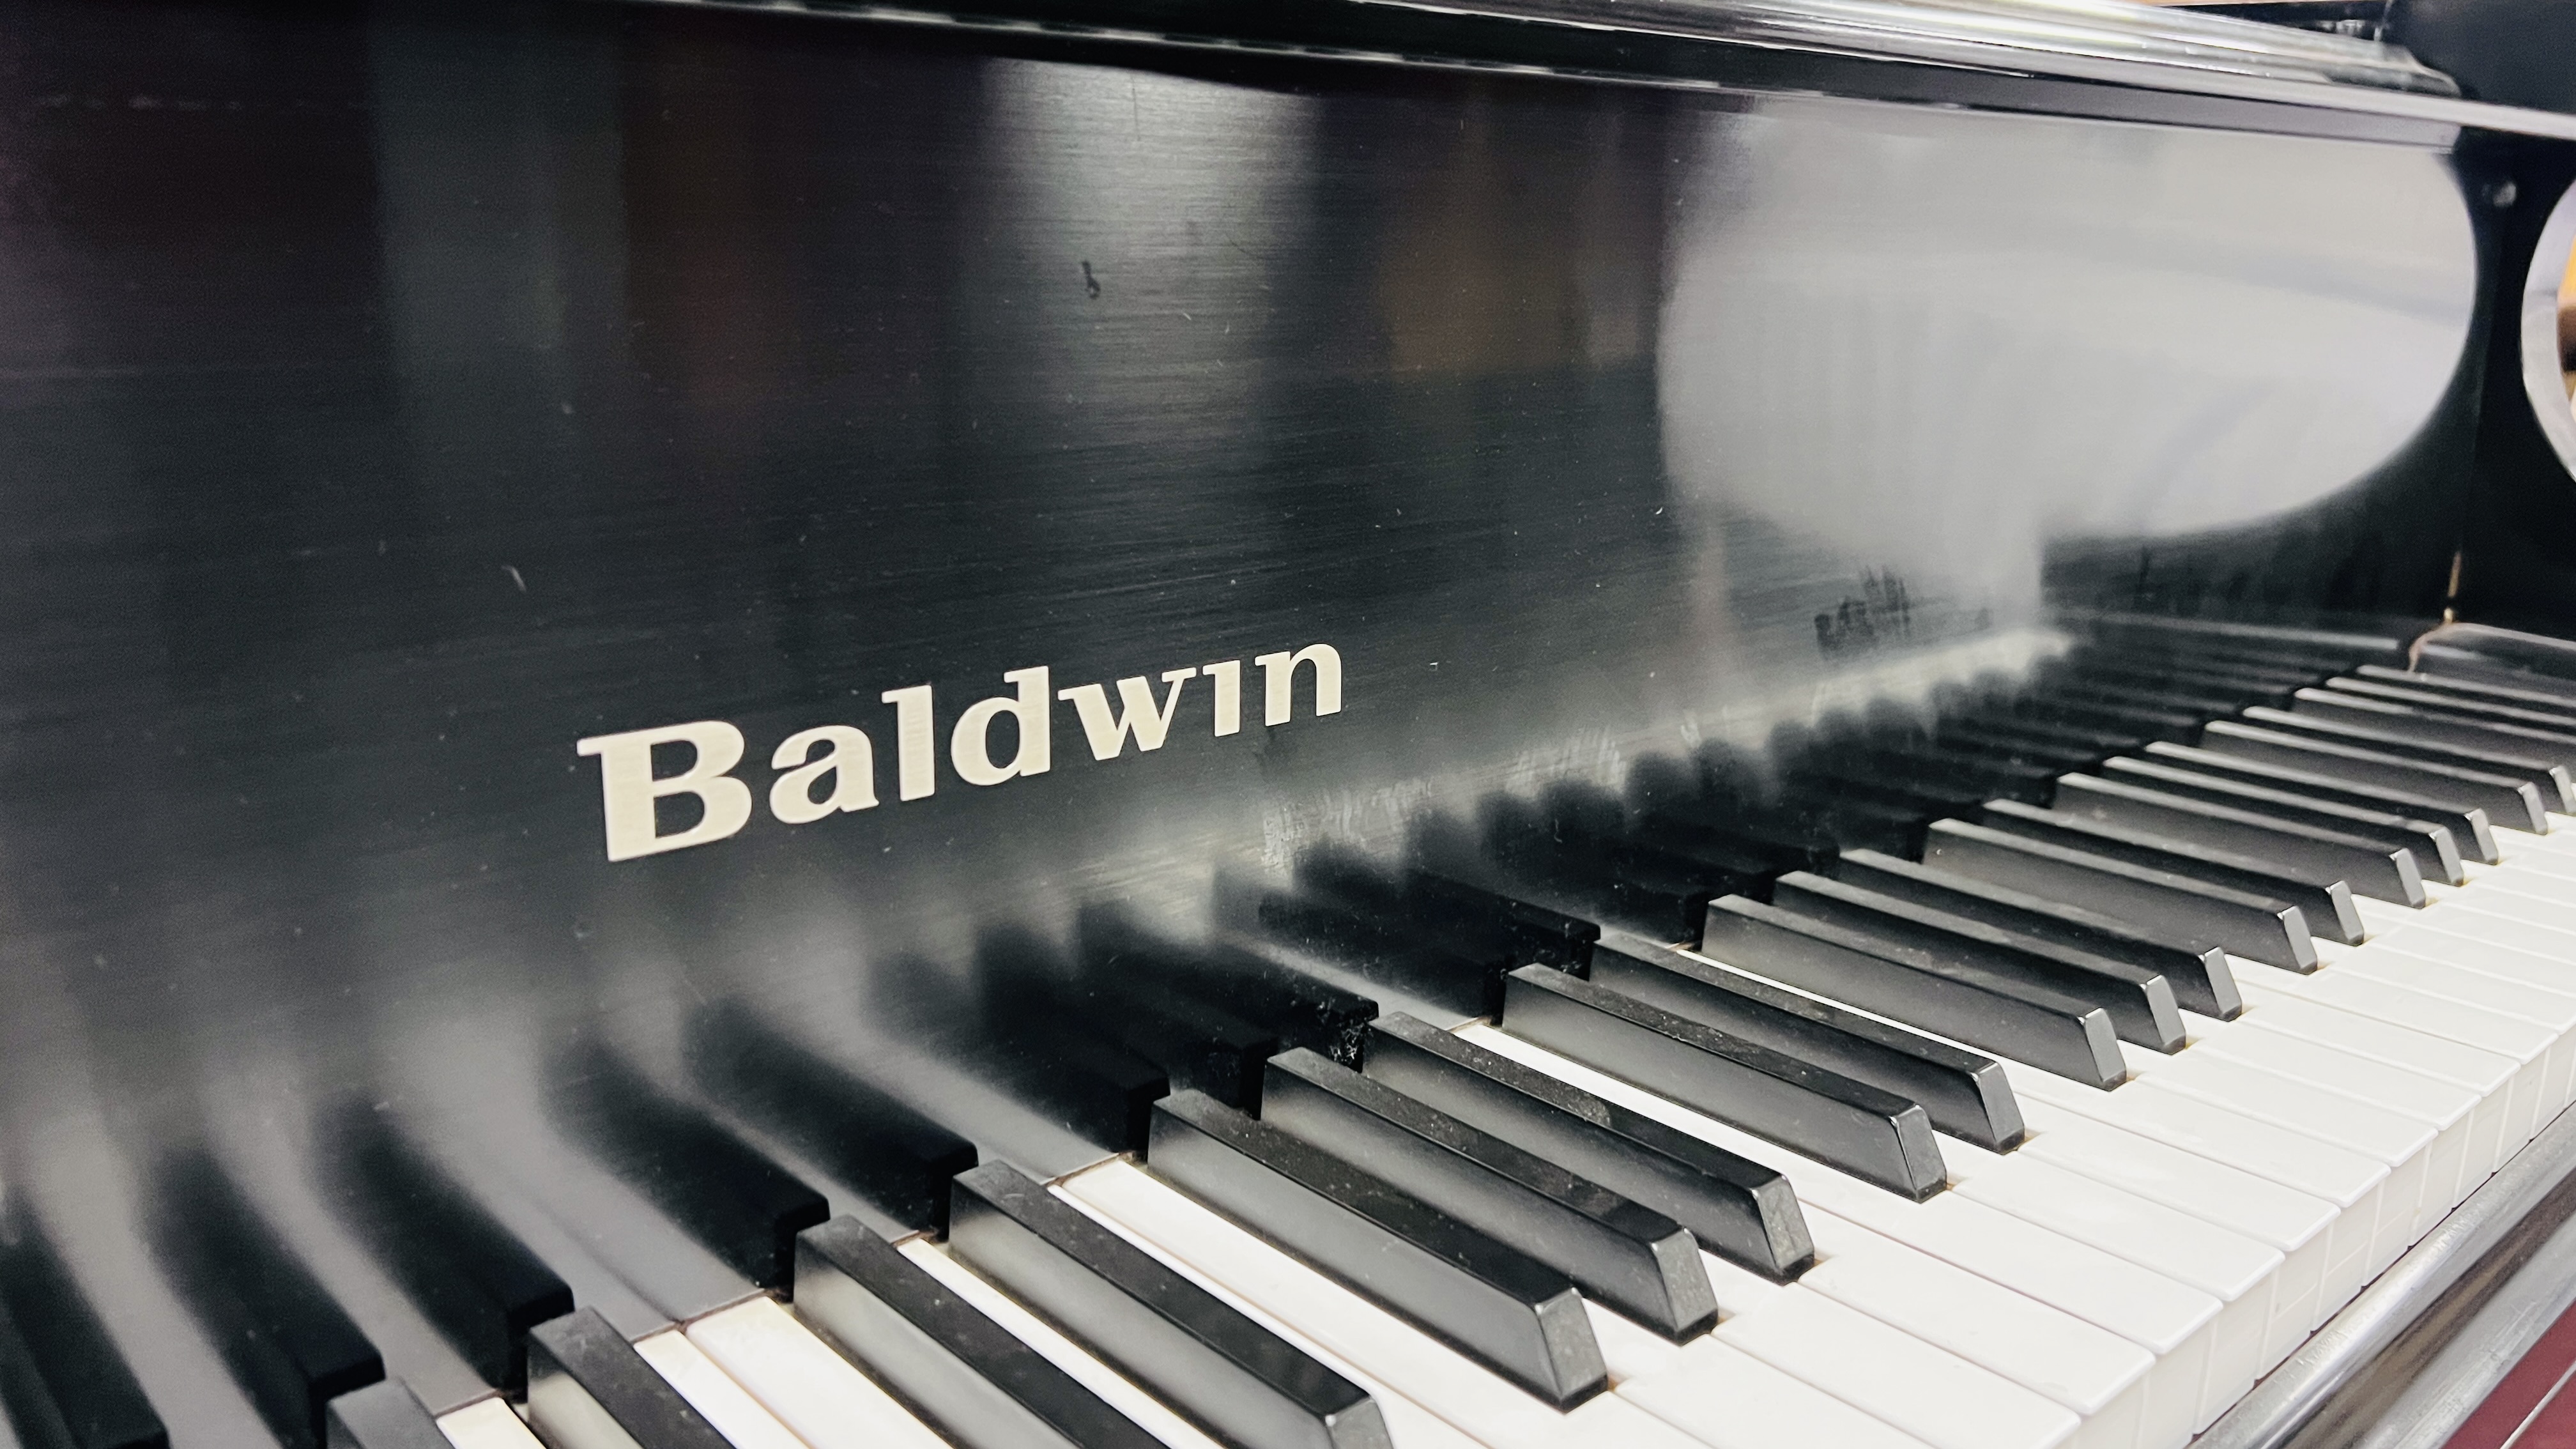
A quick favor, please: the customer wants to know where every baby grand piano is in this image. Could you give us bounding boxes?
[6,0,2576,1446]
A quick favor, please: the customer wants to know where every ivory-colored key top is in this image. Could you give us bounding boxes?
[437,1400,545,1449]
[2221,995,2517,1181]
[2014,1100,2334,1375]
[1461,1027,2220,1449]
[1061,1162,1699,1449]
[1954,1154,2279,1421]
[1795,1211,2152,1446]
[684,1298,951,1449]
[1620,1340,1933,1449]
[2333,947,2576,1108]
[634,1328,810,1449]
[2191,1025,2482,1236]
[2119,1053,2435,1274]
[1713,1290,2078,1449]
[2007,1071,2386,1326]
[2241,968,2554,1156]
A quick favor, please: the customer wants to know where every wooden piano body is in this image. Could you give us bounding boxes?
[4,0,2576,1445]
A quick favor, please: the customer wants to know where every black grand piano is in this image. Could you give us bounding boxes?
[4,1,2576,1446]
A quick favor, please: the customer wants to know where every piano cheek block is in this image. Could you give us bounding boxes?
[1142,1092,1607,1408]
[946,1164,1393,1449]
[526,1309,732,1449]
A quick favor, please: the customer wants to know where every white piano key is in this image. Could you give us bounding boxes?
[2383,925,2576,1034]
[2239,967,2554,1154]
[1619,1340,1932,1449]
[2189,1023,2483,1233]
[2221,995,2517,1180]
[2407,901,2576,964]
[682,1298,951,1449]
[897,1238,1227,1449]
[1460,1026,2220,1449]
[633,1326,811,1449]
[1711,1288,2078,1449]
[2114,1052,2435,1273]
[2005,1071,2386,1326]
[437,1399,545,1449]
[1951,1153,2278,1419]
[2329,946,2576,1107]
[1059,1161,1692,1449]
[2012,1100,2333,1373]
[1795,1211,2152,1441]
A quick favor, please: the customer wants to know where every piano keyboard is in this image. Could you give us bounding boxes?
[12,621,2576,1449]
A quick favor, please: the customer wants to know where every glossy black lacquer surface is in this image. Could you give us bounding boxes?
[0,0,2542,1432]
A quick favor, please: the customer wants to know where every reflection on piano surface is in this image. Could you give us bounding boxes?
[6,0,2576,1446]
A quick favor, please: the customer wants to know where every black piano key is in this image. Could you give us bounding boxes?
[1360,1015,1814,1280]
[797,1220,1165,1448]
[1852,746,2058,804]
[151,1152,383,1449]
[1078,912,1379,1068]
[1828,849,2241,1019]
[974,934,1184,1148]
[2237,706,2573,815]
[981,1032,1170,1156]
[2356,663,2576,714]
[2326,675,2576,734]
[1298,847,1595,972]
[322,1381,448,1449]
[2097,756,2465,886]
[1699,897,2126,1088]
[1051,977,1282,1114]
[0,1215,164,1449]
[1631,808,1840,877]
[2005,694,2202,744]
[1947,710,2147,759]
[1258,1050,1717,1339]
[2050,661,2299,708]
[1499,965,1949,1199]
[2050,774,2425,907]
[687,1004,979,1234]
[945,1163,1391,1449]
[2138,740,2501,862]
[1921,819,2318,970]
[1576,945,2022,1151]
[323,1106,572,1393]
[1787,762,1986,820]
[1471,797,1717,941]
[1768,872,2184,1051]
[2196,720,2548,833]
[1977,799,2366,945]
[1406,870,1598,971]
[1250,889,1515,1019]
[2076,645,2333,687]
[1140,1093,1607,1407]
[2283,691,2576,793]
[525,1309,730,1449]
[549,1043,827,1291]
[2067,621,2395,672]
[2039,680,2248,721]
[1934,724,2104,774]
